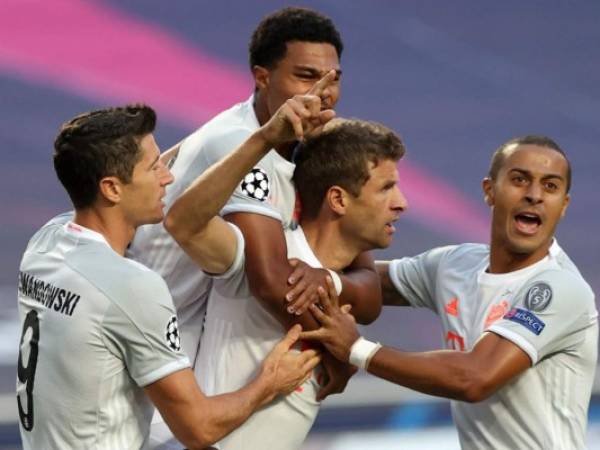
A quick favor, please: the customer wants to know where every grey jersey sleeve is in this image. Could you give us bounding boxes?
[488,269,596,365]
[388,246,455,312]
[199,127,281,222]
[102,270,191,387]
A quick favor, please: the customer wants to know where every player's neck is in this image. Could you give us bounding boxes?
[488,240,551,274]
[73,208,135,256]
[301,219,361,271]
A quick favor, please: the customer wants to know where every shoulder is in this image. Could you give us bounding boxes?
[181,98,257,160]
[523,267,595,308]
[66,245,172,308]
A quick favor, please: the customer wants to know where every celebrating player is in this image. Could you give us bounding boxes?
[16,105,319,450]
[165,90,407,449]
[127,7,383,446]
[297,136,597,449]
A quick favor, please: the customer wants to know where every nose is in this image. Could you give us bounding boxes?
[158,160,174,186]
[392,185,409,212]
[524,181,543,204]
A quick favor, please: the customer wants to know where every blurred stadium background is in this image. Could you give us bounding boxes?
[1,1,599,448]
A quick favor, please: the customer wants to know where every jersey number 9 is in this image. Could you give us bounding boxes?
[17,310,40,431]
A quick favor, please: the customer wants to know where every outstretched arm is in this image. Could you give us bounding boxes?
[300,278,530,403]
[165,75,336,275]
[145,325,320,450]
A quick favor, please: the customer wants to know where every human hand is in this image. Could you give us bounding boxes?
[285,259,332,315]
[317,352,357,401]
[259,70,337,146]
[299,277,361,362]
[260,324,321,402]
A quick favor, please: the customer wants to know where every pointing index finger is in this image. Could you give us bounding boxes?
[307,69,337,97]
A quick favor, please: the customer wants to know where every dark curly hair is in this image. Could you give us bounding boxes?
[53,104,156,209]
[249,7,343,69]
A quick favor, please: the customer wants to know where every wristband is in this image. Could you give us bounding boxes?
[349,337,382,370]
[326,269,343,296]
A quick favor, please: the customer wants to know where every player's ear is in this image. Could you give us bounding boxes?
[482,177,494,207]
[560,193,570,218]
[252,65,270,91]
[99,176,123,204]
[327,185,347,216]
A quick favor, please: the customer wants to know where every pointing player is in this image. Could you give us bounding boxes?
[16,105,319,450]
[166,94,407,449]
[298,136,598,449]
[128,7,383,445]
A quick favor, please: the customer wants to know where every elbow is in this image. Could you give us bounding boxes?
[180,426,220,450]
[455,372,496,403]
[353,300,382,325]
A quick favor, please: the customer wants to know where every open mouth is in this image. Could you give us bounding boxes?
[514,212,542,235]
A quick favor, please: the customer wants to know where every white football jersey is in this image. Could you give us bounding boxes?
[388,240,598,450]
[17,219,190,450]
[127,96,298,448]
[198,224,323,450]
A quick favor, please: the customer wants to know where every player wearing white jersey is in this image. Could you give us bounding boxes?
[166,89,407,449]
[131,8,383,447]
[17,105,318,450]
[298,136,598,449]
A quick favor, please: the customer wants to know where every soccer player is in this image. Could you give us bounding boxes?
[166,88,407,450]
[128,7,382,445]
[16,105,319,450]
[297,136,598,449]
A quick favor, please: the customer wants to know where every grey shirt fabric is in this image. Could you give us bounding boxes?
[17,219,189,450]
[389,241,597,449]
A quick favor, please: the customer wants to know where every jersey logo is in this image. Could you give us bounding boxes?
[165,316,181,352]
[484,300,509,329]
[445,331,465,351]
[241,167,270,202]
[444,297,459,317]
[504,308,545,335]
[524,282,552,312]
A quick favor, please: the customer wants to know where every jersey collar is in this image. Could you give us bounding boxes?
[63,221,111,247]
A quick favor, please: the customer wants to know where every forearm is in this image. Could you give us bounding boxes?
[165,131,270,241]
[338,267,382,324]
[156,372,273,449]
[367,347,485,402]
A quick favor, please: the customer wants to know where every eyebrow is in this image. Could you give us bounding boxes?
[293,65,343,77]
[509,168,565,182]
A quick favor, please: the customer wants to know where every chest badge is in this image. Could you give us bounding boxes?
[445,297,459,317]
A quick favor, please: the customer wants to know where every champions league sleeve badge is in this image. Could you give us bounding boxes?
[524,282,553,312]
[165,316,181,352]
[241,167,270,202]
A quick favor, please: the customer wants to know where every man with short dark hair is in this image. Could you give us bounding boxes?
[128,7,382,446]
[16,105,318,450]
[166,101,407,449]
[297,136,598,449]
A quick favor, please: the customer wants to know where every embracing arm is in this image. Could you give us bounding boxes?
[301,282,531,403]
[376,261,410,306]
[165,131,272,274]
[367,332,530,402]
[145,326,319,449]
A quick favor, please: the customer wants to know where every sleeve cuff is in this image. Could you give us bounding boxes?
[221,203,282,222]
[209,222,246,280]
[136,357,191,387]
[487,325,538,365]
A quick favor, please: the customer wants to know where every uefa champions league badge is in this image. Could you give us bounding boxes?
[165,316,181,352]
[524,282,553,312]
[241,167,270,202]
